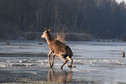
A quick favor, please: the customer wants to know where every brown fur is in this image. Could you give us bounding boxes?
[41,28,73,69]
[49,40,73,56]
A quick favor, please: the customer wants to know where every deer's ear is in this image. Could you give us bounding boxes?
[45,27,47,31]
[48,28,51,32]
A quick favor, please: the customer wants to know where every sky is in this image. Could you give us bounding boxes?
[116,0,126,3]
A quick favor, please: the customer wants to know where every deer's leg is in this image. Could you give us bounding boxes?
[48,51,52,67]
[51,54,55,67]
[67,56,73,68]
[59,55,68,69]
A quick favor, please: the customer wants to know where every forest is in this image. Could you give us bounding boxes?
[0,0,126,40]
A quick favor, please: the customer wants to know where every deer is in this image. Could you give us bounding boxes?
[41,28,73,69]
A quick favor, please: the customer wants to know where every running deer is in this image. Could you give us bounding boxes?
[41,28,73,69]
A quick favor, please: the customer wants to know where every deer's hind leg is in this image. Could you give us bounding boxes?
[59,55,68,69]
[67,56,73,68]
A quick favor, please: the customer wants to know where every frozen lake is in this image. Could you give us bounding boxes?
[0,40,126,84]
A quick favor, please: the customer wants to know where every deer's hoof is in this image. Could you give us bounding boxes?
[68,65,72,68]
[50,65,53,68]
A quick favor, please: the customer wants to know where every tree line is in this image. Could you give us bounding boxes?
[0,0,126,40]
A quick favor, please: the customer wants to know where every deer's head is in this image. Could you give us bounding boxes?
[41,27,51,38]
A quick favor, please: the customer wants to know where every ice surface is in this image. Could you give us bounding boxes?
[0,40,126,83]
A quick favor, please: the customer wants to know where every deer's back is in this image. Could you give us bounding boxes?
[49,40,73,57]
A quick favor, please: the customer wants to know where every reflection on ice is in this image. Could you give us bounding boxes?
[47,68,72,83]
[0,67,72,83]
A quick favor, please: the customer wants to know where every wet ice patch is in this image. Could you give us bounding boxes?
[73,58,126,68]
[0,57,49,69]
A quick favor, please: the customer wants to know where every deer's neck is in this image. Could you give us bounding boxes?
[45,33,53,45]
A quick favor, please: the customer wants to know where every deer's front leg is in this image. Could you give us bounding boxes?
[48,51,52,67]
[51,54,55,67]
